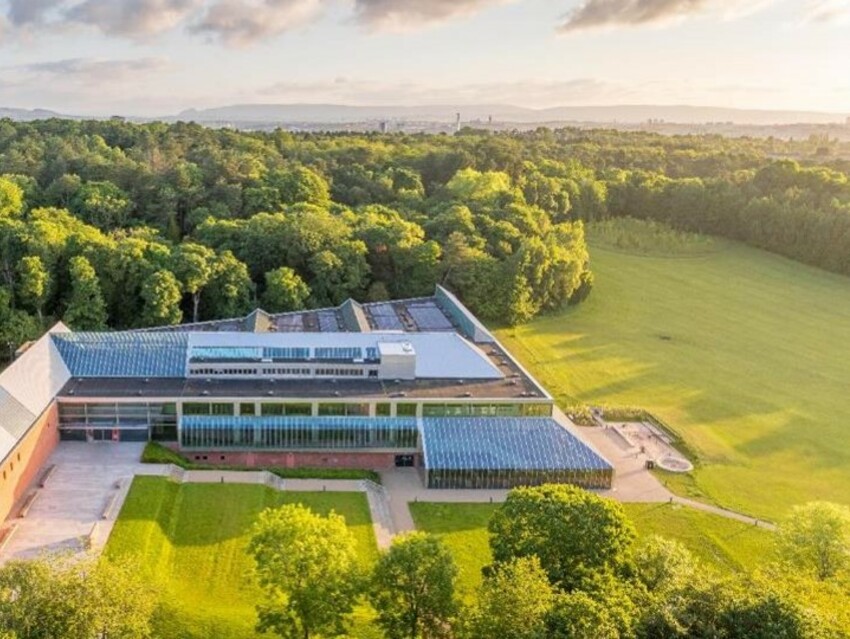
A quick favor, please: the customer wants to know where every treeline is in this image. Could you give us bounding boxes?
[606,160,850,274]
[0,119,849,356]
[0,120,608,355]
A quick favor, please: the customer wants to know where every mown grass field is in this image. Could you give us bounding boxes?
[496,235,850,521]
[410,501,774,599]
[105,477,380,639]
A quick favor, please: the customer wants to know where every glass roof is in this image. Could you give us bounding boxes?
[52,332,189,378]
[420,417,612,471]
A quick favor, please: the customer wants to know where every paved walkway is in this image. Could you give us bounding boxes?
[0,443,148,562]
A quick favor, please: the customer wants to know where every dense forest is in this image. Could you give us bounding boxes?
[0,119,848,356]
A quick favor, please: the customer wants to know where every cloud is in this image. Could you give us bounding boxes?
[190,0,323,45]
[65,0,203,36]
[7,0,65,26]
[20,57,170,84]
[353,0,508,30]
[803,0,850,23]
[559,0,762,32]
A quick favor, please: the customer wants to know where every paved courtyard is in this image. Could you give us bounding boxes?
[0,442,150,562]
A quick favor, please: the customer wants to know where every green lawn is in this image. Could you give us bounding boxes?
[410,501,774,596]
[105,477,380,639]
[409,503,498,603]
[621,503,774,572]
[495,241,850,520]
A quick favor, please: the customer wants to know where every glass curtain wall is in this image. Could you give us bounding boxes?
[180,416,418,450]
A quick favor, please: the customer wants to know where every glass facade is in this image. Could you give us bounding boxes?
[180,416,418,450]
[58,402,177,441]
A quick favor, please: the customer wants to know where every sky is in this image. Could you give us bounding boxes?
[0,0,848,117]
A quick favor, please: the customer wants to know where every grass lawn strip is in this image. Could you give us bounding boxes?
[106,477,378,639]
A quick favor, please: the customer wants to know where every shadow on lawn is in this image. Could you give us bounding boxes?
[111,478,374,548]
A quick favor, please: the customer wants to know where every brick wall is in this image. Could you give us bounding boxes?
[183,450,412,470]
[0,402,60,521]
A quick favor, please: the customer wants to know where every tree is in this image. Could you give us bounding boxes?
[84,558,158,639]
[632,535,698,593]
[488,484,635,590]
[248,504,360,639]
[276,166,331,206]
[262,267,310,312]
[0,287,40,360]
[546,591,625,639]
[776,501,850,581]
[467,556,554,639]
[369,532,458,639]
[140,269,182,327]
[0,556,156,639]
[64,256,108,330]
[172,242,215,323]
[201,250,254,319]
[17,256,49,322]
[0,177,24,218]
[70,181,132,230]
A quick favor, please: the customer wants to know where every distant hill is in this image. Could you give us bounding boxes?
[176,103,849,126]
[0,107,71,121]
[2,103,847,128]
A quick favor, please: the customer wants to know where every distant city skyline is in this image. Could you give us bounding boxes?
[0,0,847,117]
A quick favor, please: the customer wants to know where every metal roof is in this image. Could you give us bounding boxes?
[0,324,72,463]
[187,332,502,379]
[420,417,613,471]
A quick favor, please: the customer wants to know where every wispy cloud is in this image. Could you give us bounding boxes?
[190,0,322,45]
[353,0,509,31]
[20,57,170,83]
[558,0,767,32]
[803,0,850,23]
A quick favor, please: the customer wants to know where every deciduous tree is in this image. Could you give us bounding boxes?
[248,504,361,639]
[369,532,458,639]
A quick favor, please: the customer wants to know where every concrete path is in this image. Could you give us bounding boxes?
[0,442,148,562]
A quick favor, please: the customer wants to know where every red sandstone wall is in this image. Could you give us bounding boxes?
[0,402,60,522]
[183,450,411,470]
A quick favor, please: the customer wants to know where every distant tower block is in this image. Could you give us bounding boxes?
[380,121,388,134]
[455,112,461,133]
[488,115,493,125]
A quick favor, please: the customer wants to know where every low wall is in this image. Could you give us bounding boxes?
[181,450,410,470]
[0,402,60,521]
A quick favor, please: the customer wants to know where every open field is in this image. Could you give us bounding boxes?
[496,239,850,520]
[410,501,774,595]
[105,477,379,639]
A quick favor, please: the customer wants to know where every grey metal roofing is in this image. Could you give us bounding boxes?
[0,325,72,462]
[420,417,613,471]
[187,332,502,379]
[0,388,36,441]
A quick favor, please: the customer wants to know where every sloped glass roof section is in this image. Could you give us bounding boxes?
[421,417,612,471]
[53,332,189,378]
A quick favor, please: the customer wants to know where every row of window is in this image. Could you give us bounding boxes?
[180,422,418,450]
[189,366,375,378]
